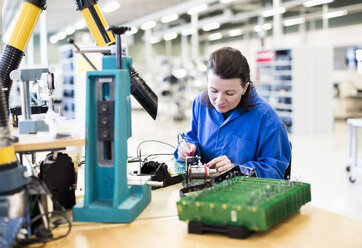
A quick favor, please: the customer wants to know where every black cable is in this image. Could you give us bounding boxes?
[135,139,176,164]
[143,153,174,162]
[128,153,175,163]
[17,176,71,245]
[18,210,71,245]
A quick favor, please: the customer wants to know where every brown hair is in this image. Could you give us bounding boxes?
[202,47,255,111]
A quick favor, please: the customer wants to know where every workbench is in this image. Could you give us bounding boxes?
[12,129,85,164]
[41,184,362,248]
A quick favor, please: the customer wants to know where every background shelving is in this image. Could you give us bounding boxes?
[255,47,333,134]
[255,49,293,132]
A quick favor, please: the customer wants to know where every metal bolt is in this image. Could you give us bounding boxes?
[101,104,108,112]
[102,117,109,125]
[102,131,109,138]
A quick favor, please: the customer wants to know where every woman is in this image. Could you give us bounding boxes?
[174,47,291,179]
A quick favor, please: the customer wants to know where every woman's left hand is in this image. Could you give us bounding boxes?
[207,155,234,173]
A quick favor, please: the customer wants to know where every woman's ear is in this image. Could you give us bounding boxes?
[242,82,250,95]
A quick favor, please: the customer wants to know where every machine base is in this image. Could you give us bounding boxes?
[73,185,151,223]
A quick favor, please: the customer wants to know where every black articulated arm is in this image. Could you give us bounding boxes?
[73,0,115,46]
[73,0,98,11]
[24,0,47,9]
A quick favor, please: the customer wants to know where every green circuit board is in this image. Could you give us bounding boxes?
[177,177,311,231]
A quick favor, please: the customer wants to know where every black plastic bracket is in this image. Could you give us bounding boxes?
[188,222,254,239]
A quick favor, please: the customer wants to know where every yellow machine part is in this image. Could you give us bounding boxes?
[0,146,16,164]
[8,2,42,52]
[81,4,115,46]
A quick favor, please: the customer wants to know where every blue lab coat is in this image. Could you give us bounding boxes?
[174,88,291,179]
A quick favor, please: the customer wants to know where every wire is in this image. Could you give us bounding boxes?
[143,153,174,161]
[128,153,175,163]
[17,176,72,245]
[18,210,71,245]
[135,139,176,163]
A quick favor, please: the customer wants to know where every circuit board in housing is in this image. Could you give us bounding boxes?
[177,177,311,232]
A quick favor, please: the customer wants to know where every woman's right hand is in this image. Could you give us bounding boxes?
[177,142,197,161]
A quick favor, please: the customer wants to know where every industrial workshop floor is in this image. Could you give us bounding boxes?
[74,109,362,223]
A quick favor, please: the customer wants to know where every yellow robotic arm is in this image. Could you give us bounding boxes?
[0,0,115,199]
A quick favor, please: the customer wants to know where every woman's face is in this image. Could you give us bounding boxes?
[207,70,248,113]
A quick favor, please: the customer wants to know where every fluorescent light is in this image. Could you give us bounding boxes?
[253,23,272,32]
[161,14,179,23]
[150,36,161,44]
[163,32,177,41]
[263,23,272,30]
[50,36,58,44]
[182,28,194,36]
[323,9,348,19]
[65,26,75,35]
[208,32,222,41]
[203,22,220,31]
[220,0,235,3]
[126,27,138,36]
[283,17,305,26]
[56,32,66,40]
[187,4,208,15]
[141,21,156,30]
[75,20,86,30]
[303,0,333,8]
[228,28,243,37]
[262,7,286,17]
[103,1,120,13]
[253,25,262,32]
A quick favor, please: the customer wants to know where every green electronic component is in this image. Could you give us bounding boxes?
[177,177,311,232]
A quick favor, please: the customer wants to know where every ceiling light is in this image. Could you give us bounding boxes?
[187,4,208,15]
[141,21,156,30]
[303,0,334,8]
[220,0,235,3]
[208,32,222,41]
[126,27,138,36]
[161,14,179,24]
[182,28,194,36]
[263,23,272,30]
[103,1,120,13]
[50,36,58,44]
[65,26,75,35]
[150,36,161,44]
[283,17,305,26]
[254,23,272,32]
[323,9,348,19]
[163,32,177,41]
[262,7,286,17]
[253,25,262,32]
[75,20,86,30]
[228,28,243,37]
[203,22,220,31]
[56,32,66,40]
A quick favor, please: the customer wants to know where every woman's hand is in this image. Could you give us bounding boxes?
[177,142,197,161]
[208,155,234,173]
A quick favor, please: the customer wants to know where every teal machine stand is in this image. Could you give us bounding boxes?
[73,27,157,222]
